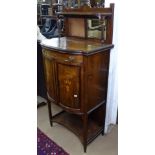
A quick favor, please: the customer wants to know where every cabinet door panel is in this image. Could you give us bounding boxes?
[57,63,81,109]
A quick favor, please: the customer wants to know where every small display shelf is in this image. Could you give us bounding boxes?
[52,111,103,144]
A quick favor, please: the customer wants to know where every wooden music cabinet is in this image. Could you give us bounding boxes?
[41,3,114,152]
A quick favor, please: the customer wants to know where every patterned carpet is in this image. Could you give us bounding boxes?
[37,128,69,155]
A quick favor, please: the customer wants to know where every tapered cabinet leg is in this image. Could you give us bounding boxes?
[102,129,104,136]
[84,144,87,153]
[47,100,53,127]
[83,114,88,153]
[102,104,106,136]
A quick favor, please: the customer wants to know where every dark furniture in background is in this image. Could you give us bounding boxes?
[41,3,114,153]
[37,3,50,27]
[37,18,60,106]
[37,41,47,101]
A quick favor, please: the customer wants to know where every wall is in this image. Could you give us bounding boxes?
[104,0,118,133]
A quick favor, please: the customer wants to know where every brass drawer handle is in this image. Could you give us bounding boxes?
[64,56,74,62]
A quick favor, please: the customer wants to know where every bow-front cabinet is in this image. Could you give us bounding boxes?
[41,3,114,152]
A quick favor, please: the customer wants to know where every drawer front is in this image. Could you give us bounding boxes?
[43,50,83,65]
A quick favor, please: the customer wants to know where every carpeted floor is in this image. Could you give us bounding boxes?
[38,128,69,155]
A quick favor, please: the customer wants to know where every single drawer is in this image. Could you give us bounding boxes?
[43,49,83,64]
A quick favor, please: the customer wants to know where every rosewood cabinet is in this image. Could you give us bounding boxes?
[41,3,114,152]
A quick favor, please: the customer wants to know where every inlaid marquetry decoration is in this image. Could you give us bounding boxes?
[64,79,72,92]
[57,63,80,109]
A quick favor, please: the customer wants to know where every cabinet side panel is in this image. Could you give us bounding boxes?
[86,50,110,111]
[86,50,110,126]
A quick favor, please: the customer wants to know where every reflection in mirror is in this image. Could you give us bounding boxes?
[87,18,106,40]
[63,0,80,8]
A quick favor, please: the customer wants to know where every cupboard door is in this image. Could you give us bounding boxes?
[44,57,57,103]
[57,63,81,109]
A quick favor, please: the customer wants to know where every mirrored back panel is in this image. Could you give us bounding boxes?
[87,18,106,40]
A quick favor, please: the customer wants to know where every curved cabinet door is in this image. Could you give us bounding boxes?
[57,63,81,110]
[43,57,58,103]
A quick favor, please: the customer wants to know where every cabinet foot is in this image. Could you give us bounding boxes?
[101,129,104,136]
[84,145,87,153]
[47,100,53,127]
[50,120,53,127]
[37,102,47,108]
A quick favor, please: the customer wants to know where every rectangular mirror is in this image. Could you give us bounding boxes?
[87,18,106,40]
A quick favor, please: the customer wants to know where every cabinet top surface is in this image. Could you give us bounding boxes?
[41,37,113,55]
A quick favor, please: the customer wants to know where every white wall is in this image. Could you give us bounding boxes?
[104,0,118,133]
